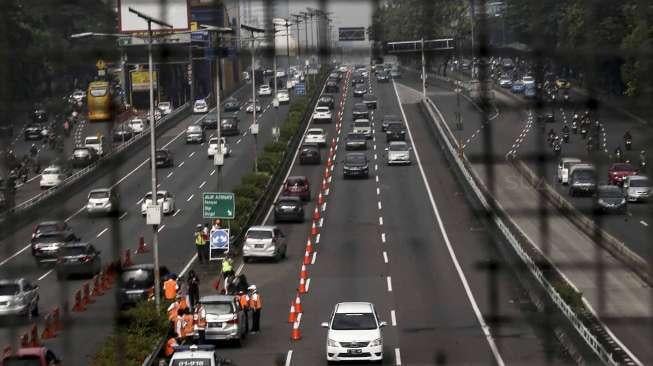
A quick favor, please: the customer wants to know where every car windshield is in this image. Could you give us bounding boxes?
[43,168,60,175]
[287,178,306,186]
[346,155,366,164]
[145,193,166,200]
[159,102,170,108]
[574,170,595,180]
[187,126,202,132]
[35,233,65,243]
[85,137,99,144]
[308,130,323,135]
[629,179,649,188]
[36,223,61,233]
[129,120,143,126]
[89,191,109,199]
[353,122,370,128]
[73,149,90,157]
[60,246,87,256]
[387,123,403,130]
[89,87,107,97]
[204,301,234,315]
[155,151,168,158]
[331,313,377,330]
[600,188,623,198]
[278,199,298,206]
[354,104,366,111]
[613,164,635,172]
[389,144,408,151]
[195,101,206,106]
[0,284,20,296]
[120,269,153,287]
[247,230,273,239]
[348,133,365,140]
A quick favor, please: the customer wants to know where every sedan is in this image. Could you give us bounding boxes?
[158,101,172,115]
[352,103,369,120]
[385,122,406,142]
[274,196,304,223]
[185,124,205,144]
[0,279,39,318]
[40,165,69,189]
[343,153,369,178]
[70,147,99,169]
[498,76,513,88]
[207,137,232,158]
[353,85,367,97]
[86,188,119,216]
[155,149,174,168]
[362,94,377,109]
[193,99,209,114]
[277,90,290,104]
[385,141,412,165]
[345,132,368,150]
[381,114,401,132]
[305,128,327,146]
[299,143,321,165]
[24,124,43,140]
[608,163,637,186]
[245,100,262,113]
[282,176,311,201]
[511,80,526,94]
[317,95,335,110]
[113,124,134,142]
[201,115,218,130]
[31,231,79,265]
[223,97,240,112]
[55,242,101,279]
[594,185,627,214]
[140,191,175,216]
[221,116,240,136]
[376,72,390,82]
[127,118,146,134]
[352,120,372,139]
[325,81,339,94]
[258,85,272,97]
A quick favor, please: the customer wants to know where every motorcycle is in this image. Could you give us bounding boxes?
[580,126,588,139]
[625,138,632,150]
[553,142,561,156]
[572,121,578,134]
[563,132,570,143]
[615,149,623,162]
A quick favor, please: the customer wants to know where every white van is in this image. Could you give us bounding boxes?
[557,157,582,184]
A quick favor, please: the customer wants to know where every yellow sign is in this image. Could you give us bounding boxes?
[131,70,158,91]
[191,21,198,31]
[96,59,106,70]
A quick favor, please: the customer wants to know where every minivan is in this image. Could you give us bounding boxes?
[569,163,597,196]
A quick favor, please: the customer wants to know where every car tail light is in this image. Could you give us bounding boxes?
[79,256,92,263]
[226,315,238,324]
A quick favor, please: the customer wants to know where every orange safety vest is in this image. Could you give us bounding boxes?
[163,279,178,300]
[194,307,207,328]
[249,293,262,310]
[167,302,179,322]
[164,337,177,357]
[178,297,188,311]
[182,314,194,337]
[238,294,249,309]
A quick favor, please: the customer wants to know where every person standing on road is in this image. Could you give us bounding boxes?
[164,336,179,358]
[237,290,250,332]
[194,224,207,264]
[248,285,262,333]
[187,270,200,310]
[194,301,207,343]
[202,223,210,260]
[163,275,179,301]
[221,255,235,293]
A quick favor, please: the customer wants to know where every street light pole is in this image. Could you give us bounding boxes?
[421,38,426,99]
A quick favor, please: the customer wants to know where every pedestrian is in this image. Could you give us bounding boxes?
[211,219,221,233]
[248,285,262,333]
[237,290,250,332]
[164,336,179,358]
[194,224,207,264]
[187,270,200,310]
[194,302,207,343]
[163,275,178,301]
[181,308,195,343]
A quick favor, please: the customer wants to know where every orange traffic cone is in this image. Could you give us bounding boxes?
[329,146,334,158]
[310,221,319,237]
[321,178,328,191]
[288,303,297,323]
[298,277,308,294]
[135,236,150,254]
[294,294,303,313]
[19,334,29,348]
[317,192,325,205]
[300,264,309,279]
[92,274,104,296]
[41,314,56,340]
[72,289,85,312]
[2,346,11,357]
[324,166,331,179]
[331,137,337,148]
[29,324,39,347]
[327,156,333,167]
[312,206,320,220]
[303,249,311,265]
[52,307,63,331]
[306,238,314,254]
[291,320,302,341]
[122,249,133,267]
[82,283,94,305]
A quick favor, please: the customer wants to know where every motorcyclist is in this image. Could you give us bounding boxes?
[624,130,632,150]
[614,146,623,161]
[29,144,38,157]
[571,120,578,133]
[640,150,647,169]
[562,125,570,142]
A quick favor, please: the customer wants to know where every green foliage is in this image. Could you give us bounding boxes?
[552,280,584,311]
[263,141,287,154]
[234,183,263,201]
[257,151,282,174]
[93,301,168,366]
[241,172,271,188]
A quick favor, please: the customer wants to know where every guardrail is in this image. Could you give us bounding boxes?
[420,97,624,365]
[0,103,190,228]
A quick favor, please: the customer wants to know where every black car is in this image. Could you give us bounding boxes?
[594,185,627,214]
[385,122,406,142]
[325,81,339,94]
[221,116,241,136]
[117,264,170,308]
[345,132,368,150]
[537,111,555,123]
[343,152,369,178]
[382,114,402,132]
[223,97,240,112]
[328,72,340,81]
[31,231,79,265]
[317,95,335,110]
[32,109,48,124]
[201,115,218,130]
[363,94,377,109]
[299,142,321,164]
[24,124,43,140]
[351,76,365,86]
[353,85,367,98]
[155,149,174,168]
[70,147,99,168]
[55,242,102,279]
[352,103,370,120]
[32,220,74,238]
[274,196,305,223]
[376,72,390,82]
[113,124,134,142]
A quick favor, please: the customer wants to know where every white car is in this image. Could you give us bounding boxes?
[127,118,146,134]
[140,191,175,216]
[40,166,68,189]
[245,100,262,113]
[193,99,209,114]
[305,128,327,146]
[169,345,219,366]
[522,75,535,86]
[352,119,372,139]
[84,135,105,156]
[207,137,231,158]
[258,85,272,97]
[312,106,332,123]
[158,101,172,115]
[277,91,290,104]
[385,141,412,165]
[557,157,582,184]
[86,188,118,215]
[322,302,386,363]
[71,90,85,102]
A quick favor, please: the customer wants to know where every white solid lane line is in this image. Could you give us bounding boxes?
[173,209,181,217]
[119,212,128,220]
[199,181,206,189]
[0,245,31,266]
[96,228,109,238]
[178,161,185,167]
[188,152,195,158]
[157,224,166,232]
[210,169,216,176]
[381,233,386,243]
[167,172,174,178]
[393,80,505,366]
[640,220,648,227]
[390,310,397,326]
[386,276,392,292]
[383,251,388,263]
[379,217,383,226]
[378,201,382,210]
[395,348,402,365]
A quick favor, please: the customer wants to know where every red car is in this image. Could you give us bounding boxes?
[1,347,61,365]
[608,163,637,185]
[282,176,311,201]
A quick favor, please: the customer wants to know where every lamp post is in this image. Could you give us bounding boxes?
[241,24,266,173]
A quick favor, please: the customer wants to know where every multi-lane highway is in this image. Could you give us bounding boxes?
[0,78,292,364]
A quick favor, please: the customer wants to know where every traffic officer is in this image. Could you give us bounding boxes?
[221,255,235,293]
[248,285,262,333]
[194,301,207,342]
[181,308,195,342]
[174,309,185,338]
[187,270,200,310]
[163,275,179,301]
[164,336,179,358]
[237,290,250,332]
[194,225,207,264]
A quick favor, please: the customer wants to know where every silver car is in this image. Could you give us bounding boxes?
[623,175,651,202]
[201,295,247,345]
[0,279,39,318]
[86,188,119,215]
[385,141,412,165]
[242,226,286,262]
[186,125,205,144]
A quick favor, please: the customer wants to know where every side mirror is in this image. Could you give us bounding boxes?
[379,321,388,328]
[321,322,329,328]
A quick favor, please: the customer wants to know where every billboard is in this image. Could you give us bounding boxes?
[339,27,366,41]
[131,70,158,91]
[118,0,190,33]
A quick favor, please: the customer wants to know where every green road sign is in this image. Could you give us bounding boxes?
[203,192,235,219]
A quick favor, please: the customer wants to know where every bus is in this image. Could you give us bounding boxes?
[87,81,120,121]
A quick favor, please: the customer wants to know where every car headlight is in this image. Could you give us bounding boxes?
[369,337,383,347]
[598,199,605,205]
[327,338,338,347]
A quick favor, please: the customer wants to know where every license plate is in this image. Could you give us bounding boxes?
[348,349,362,354]
[208,322,222,327]
[254,244,264,249]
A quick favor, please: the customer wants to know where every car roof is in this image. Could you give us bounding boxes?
[0,278,24,285]
[610,163,635,170]
[287,175,308,181]
[248,225,276,231]
[37,220,65,226]
[389,141,408,146]
[308,127,324,132]
[278,196,301,202]
[89,188,111,193]
[61,241,91,249]
[200,294,235,303]
[598,185,622,192]
[335,302,374,313]
[561,157,581,163]
[346,152,367,158]
[629,175,648,181]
